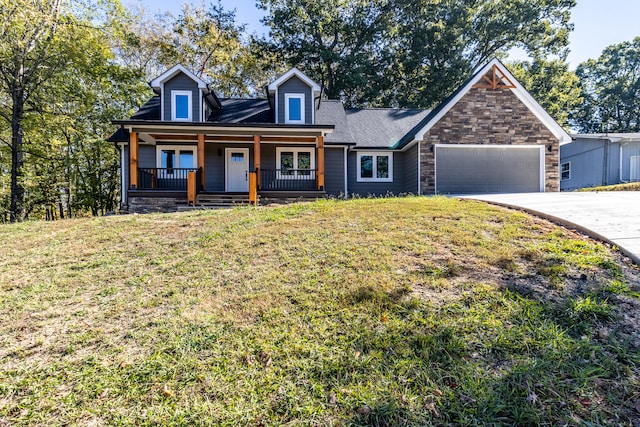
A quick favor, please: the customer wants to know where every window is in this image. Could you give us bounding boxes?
[171,90,192,121]
[276,147,314,179]
[284,93,305,124]
[157,146,197,174]
[357,152,393,182]
[561,161,571,181]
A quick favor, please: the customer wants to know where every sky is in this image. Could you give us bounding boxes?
[133,0,640,69]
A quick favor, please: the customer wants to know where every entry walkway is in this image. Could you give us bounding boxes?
[462,192,640,264]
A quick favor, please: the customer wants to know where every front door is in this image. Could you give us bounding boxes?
[226,148,250,192]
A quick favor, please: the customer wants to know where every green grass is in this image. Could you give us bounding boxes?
[0,197,639,426]
[579,182,640,192]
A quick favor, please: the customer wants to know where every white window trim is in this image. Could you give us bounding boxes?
[284,93,305,124]
[156,145,198,170]
[357,151,393,182]
[561,161,571,181]
[276,147,315,179]
[171,90,193,122]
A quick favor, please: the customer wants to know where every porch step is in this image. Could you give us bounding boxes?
[194,193,254,208]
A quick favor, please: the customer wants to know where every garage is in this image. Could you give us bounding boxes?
[435,145,544,194]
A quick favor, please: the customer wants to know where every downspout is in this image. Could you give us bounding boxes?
[417,142,421,195]
[344,146,349,198]
[118,142,127,206]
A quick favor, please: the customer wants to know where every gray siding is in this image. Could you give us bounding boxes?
[560,139,621,190]
[204,143,254,192]
[621,142,640,181]
[163,73,200,121]
[403,145,419,194]
[139,145,156,168]
[325,147,345,196]
[348,151,404,196]
[277,76,313,124]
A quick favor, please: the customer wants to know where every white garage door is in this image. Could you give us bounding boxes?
[435,145,544,194]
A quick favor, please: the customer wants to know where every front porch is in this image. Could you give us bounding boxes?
[118,122,334,209]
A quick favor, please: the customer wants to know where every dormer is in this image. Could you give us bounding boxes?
[268,68,322,125]
[150,64,219,122]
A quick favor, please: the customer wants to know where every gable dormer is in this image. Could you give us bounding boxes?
[150,64,209,122]
[268,68,321,125]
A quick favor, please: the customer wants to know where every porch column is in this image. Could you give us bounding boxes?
[197,133,205,190]
[254,134,261,188]
[317,135,325,191]
[129,131,138,189]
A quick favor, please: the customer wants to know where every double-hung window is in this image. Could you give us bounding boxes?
[284,93,305,124]
[276,147,314,179]
[357,152,393,182]
[560,161,571,181]
[171,90,192,121]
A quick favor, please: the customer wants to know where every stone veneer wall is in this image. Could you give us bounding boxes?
[127,197,186,214]
[419,87,560,194]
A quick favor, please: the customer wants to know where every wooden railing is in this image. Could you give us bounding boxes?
[260,169,317,191]
[137,168,199,190]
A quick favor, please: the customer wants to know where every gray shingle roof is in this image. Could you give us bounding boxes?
[207,98,272,123]
[317,100,431,148]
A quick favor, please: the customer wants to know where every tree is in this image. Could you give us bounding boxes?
[117,2,277,97]
[258,0,576,108]
[571,37,640,133]
[509,58,582,127]
[0,0,70,222]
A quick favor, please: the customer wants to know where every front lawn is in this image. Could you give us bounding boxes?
[0,197,639,426]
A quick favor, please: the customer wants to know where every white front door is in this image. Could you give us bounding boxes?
[226,148,250,192]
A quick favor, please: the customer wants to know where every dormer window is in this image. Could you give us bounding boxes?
[285,93,305,124]
[171,90,192,121]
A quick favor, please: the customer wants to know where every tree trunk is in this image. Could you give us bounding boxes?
[9,86,25,223]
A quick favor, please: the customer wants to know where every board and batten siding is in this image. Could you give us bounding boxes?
[403,144,419,194]
[277,76,313,124]
[163,73,200,121]
[348,151,404,196]
[324,147,346,196]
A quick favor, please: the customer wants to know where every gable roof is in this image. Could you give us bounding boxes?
[268,67,321,93]
[150,64,208,90]
[394,58,572,149]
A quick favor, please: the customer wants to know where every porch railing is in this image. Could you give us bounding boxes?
[260,169,317,191]
[138,168,200,191]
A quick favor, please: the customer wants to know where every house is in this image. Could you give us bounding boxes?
[560,133,640,190]
[109,59,571,213]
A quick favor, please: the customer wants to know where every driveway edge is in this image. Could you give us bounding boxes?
[463,198,640,266]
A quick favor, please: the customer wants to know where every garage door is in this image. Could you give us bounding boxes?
[435,145,543,194]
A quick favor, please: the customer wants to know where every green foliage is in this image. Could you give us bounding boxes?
[508,58,582,127]
[572,37,640,133]
[259,0,576,107]
[117,2,278,97]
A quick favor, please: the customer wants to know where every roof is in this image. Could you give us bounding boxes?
[395,58,572,149]
[316,100,355,144]
[107,127,129,143]
[572,133,640,142]
[150,64,207,90]
[317,101,431,148]
[345,108,431,148]
[268,68,321,93]
[207,98,273,123]
[131,96,160,120]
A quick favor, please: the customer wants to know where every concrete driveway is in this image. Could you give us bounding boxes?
[461,192,640,264]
